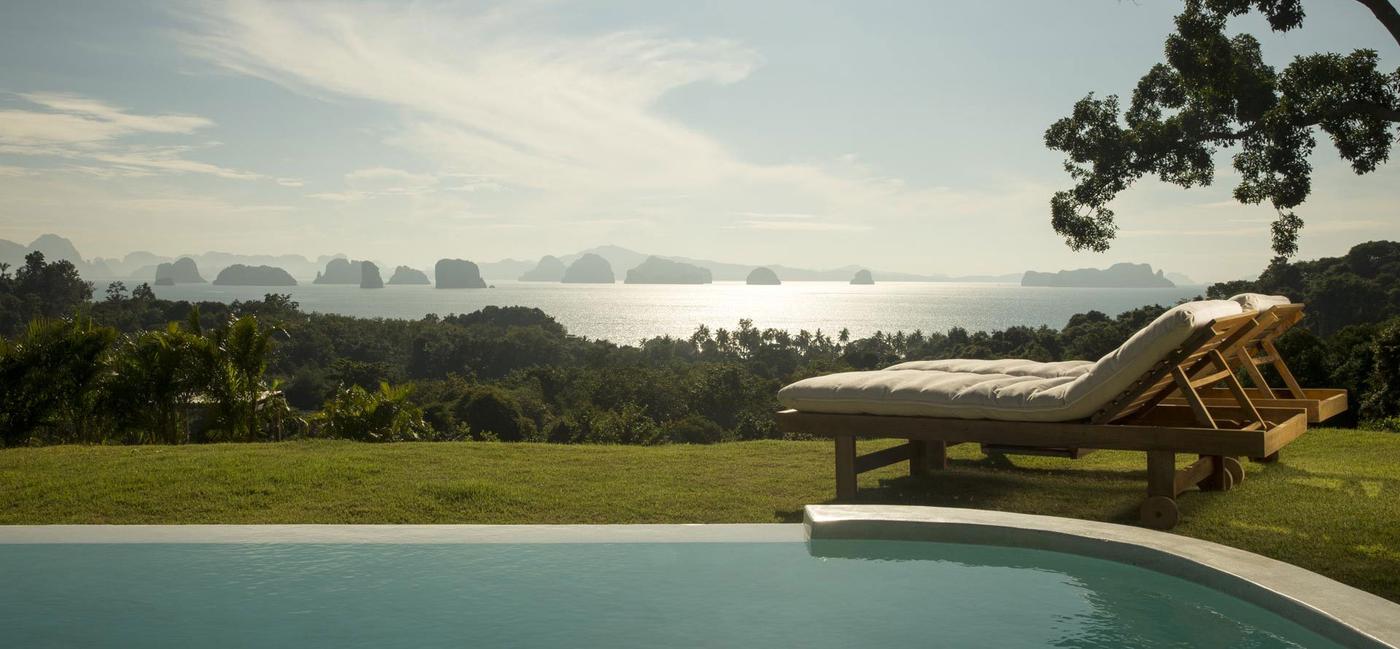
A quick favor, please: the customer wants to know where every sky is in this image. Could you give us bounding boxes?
[0,0,1396,282]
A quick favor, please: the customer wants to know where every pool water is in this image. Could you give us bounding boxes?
[0,540,1343,648]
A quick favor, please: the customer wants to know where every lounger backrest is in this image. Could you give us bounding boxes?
[1229,293,1291,312]
[1070,300,1249,423]
[1225,302,1307,398]
[1253,303,1304,344]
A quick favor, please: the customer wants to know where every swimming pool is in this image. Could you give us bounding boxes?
[1,509,1394,649]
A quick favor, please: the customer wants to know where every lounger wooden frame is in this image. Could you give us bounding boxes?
[992,303,1344,459]
[1166,303,1347,424]
[776,312,1310,529]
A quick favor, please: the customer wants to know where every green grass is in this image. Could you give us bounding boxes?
[1,428,1397,601]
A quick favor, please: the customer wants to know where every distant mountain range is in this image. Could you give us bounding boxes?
[0,235,344,282]
[0,234,1197,286]
[480,244,1025,283]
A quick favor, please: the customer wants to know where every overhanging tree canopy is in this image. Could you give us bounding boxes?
[1044,0,1400,257]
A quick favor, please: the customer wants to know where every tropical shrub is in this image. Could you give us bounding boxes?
[315,383,429,442]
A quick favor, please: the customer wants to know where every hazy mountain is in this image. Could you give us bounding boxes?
[212,264,297,286]
[155,258,206,284]
[1165,271,1199,285]
[27,234,85,264]
[746,267,781,285]
[477,257,538,280]
[314,258,364,284]
[0,239,26,266]
[360,261,384,289]
[1022,263,1175,288]
[387,266,431,285]
[0,234,106,278]
[435,259,488,289]
[519,255,566,282]
[562,253,615,283]
[624,256,712,284]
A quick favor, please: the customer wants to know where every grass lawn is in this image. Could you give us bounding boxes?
[1,427,1397,601]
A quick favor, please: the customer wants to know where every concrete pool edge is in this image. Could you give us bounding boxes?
[805,504,1400,649]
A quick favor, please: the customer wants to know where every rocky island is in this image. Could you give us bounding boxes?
[435,259,487,288]
[360,261,384,289]
[386,265,431,285]
[212,264,297,286]
[313,258,364,284]
[562,253,615,284]
[624,256,712,284]
[746,267,781,285]
[519,255,566,282]
[154,257,205,284]
[1022,263,1175,288]
[850,269,875,285]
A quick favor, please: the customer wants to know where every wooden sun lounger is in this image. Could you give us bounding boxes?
[1166,303,1346,425]
[988,303,1345,461]
[776,312,1310,530]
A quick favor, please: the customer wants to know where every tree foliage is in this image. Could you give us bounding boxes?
[1046,0,1400,256]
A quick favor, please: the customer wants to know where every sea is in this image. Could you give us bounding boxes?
[145,281,1207,343]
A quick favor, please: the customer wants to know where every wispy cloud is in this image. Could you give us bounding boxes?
[0,92,281,182]
[176,0,979,234]
[309,166,501,202]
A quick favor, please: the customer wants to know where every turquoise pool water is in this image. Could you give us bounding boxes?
[0,540,1343,648]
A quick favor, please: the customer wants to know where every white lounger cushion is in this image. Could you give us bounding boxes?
[885,358,1094,379]
[882,296,1288,380]
[779,300,1242,422]
[1229,293,1291,312]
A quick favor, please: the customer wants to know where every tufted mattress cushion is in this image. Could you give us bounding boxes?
[1229,293,1291,312]
[779,300,1243,422]
[885,358,1094,379]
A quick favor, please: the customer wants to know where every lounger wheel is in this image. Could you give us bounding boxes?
[1140,496,1179,530]
[1199,456,1240,492]
[1223,457,1245,487]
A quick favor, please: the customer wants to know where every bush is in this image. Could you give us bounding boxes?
[315,383,430,442]
[588,403,662,445]
[663,415,725,444]
[451,384,536,442]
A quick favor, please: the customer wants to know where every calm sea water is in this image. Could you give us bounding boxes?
[148,281,1206,342]
[0,540,1338,649]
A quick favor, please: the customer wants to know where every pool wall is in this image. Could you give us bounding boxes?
[805,505,1400,649]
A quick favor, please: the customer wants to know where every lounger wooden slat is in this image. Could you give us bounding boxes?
[1164,303,1347,423]
[776,310,1308,530]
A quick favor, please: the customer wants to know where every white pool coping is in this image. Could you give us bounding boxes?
[805,504,1400,649]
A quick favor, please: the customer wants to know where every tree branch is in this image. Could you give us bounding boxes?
[1354,0,1400,48]
[1200,100,1400,143]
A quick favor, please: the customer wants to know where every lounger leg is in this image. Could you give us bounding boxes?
[835,435,857,501]
[930,440,947,471]
[1252,451,1280,464]
[1141,450,1181,530]
[1199,454,1231,491]
[909,440,928,476]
